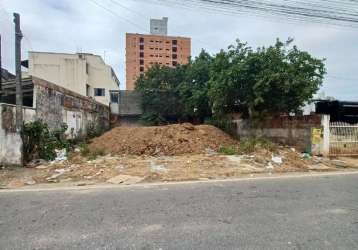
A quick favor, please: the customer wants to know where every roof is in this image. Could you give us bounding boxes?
[1,68,15,81]
[126,33,191,40]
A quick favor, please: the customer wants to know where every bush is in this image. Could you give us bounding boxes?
[239,138,277,154]
[218,145,238,155]
[205,116,237,138]
[140,112,167,126]
[23,121,69,162]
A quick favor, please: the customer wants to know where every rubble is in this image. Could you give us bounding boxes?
[89,123,237,156]
[150,161,168,173]
[107,175,144,185]
[26,159,48,168]
[331,160,349,168]
[271,156,283,165]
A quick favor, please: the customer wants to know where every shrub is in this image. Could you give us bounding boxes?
[205,116,237,138]
[23,121,69,162]
[218,145,238,155]
[239,138,277,154]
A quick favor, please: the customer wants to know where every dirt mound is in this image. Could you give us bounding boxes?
[89,123,237,156]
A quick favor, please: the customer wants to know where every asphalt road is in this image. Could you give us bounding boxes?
[1,173,358,250]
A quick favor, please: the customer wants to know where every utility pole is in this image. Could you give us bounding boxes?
[14,13,23,132]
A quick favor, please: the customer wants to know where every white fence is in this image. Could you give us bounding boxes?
[329,122,358,156]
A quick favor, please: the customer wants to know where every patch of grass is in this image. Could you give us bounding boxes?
[239,138,278,154]
[218,145,238,155]
[87,149,106,161]
[78,142,105,160]
[80,145,91,157]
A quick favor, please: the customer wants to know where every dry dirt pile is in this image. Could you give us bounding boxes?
[89,123,237,156]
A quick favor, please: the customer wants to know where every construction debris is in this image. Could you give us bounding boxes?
[107,175,144,185]
[89,123,237,156]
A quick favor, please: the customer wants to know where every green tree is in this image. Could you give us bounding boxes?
[178,50,213,122]
[208,39,326,118]
[135,64,186,124]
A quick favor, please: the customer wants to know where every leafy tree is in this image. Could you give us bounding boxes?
[136,38,326,124]
[178,50,213,122]
[135,64,185,123]
[208,39,326,118]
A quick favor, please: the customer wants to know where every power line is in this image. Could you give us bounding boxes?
[102,0,218,50]
[140,0,358,29]
[88,0,149,32]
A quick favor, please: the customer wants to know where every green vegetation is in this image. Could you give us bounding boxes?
[136,38,326,125]
[78,142,105,160]
[239,138,278,154]
[218,145,238,155]
[23,120,69,162]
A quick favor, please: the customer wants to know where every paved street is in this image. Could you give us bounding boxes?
[1,173,358,250]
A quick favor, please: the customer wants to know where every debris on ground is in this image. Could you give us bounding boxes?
[1,123,358,188]
[89,123,237,156]
[150,161,168,173]
[271,155,283,165]
[331,160,349,168]
[26,159,48,168]
[107,175,144,185]
[51,149,67,163]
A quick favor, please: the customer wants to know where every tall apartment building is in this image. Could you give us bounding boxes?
[126,18,191,90]
[27,52,120,105]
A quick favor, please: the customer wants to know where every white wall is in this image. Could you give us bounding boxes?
[28,52,119,105]
[0,104,36,166]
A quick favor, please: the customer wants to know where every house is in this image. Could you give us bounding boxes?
[1,68,15,82]
[24,52,120,105]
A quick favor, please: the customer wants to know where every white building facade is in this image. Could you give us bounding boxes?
[28,52,120,105]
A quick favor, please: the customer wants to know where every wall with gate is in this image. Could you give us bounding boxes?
[329,121,358,156]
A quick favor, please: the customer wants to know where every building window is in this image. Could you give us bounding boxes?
[140,59,144,65]
[172,47,177,52]
[140,44,144,50]
[172,61,177,66]
[140,66,144,72]
[172,54,177,59]
[110,91,119,103]
[86,63,89,74]
[140,52,144,58]
[140,37,144,43]
[86,84,90,96]
[172,40,177,45]
[94,88,105,97]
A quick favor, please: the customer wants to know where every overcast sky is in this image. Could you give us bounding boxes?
[1,0,357,100]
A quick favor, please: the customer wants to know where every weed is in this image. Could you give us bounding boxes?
[218,145,238,155]
[239,138,278,154]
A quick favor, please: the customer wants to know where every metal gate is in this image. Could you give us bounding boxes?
[330,122,358,156]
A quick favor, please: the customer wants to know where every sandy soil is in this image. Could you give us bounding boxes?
[1,149,357,189]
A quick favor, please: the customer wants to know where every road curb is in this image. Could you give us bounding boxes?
[1,170,358,193]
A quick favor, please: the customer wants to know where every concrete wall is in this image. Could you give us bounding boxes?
[234,114,323,152]
[150,17,168,35]
[28,52,119,105]
[33,77,110,139]
[0,104,36,166]
[110,91,143,126]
